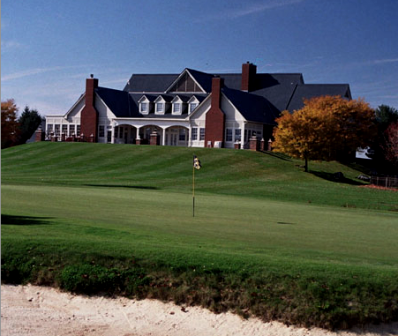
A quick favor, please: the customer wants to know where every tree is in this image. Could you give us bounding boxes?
[17,106,43,144]
[272,96,376,172]
[382,122,398,168]
[1,99,20,149]
[370,105,398,169]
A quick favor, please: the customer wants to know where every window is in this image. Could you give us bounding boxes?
[69,124,75,135]
[62,125,67,134]
[140,102,148,114]
[225,128,233,142]
[189,102,197,113]
[200,128,205,141]
[54,124,60,136]
[99,125,105,138]
[47,124,53,133]
[156,102,164,114]
[173,103,181,114]
[192,128,198,141]
[119,127,124,138]
[76,125,81,136]
[235,129,241,142]
[179,128,186,141]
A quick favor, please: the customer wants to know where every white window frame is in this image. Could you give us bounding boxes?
[138,96,150,115]
[188,96,199,114]
[173,102,181,115]
[225,128,233,142]
[140,102,149,114]
[200,128,205,141]
[192,127,198,141]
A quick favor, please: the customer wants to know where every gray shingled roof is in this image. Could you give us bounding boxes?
[287,84,352,112]
[222,87,279,124]
[123,74,179,93]
[96,87,139,118]
[103,68,351,121]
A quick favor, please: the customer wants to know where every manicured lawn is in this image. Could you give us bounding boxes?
[2,142,398,329]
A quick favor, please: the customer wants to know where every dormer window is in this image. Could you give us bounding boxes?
[188,96,200,114]
[140,102,148,113]
[174,103,181,113]
[156,102,164,114]
[189,102,197,113]
[138,95,150,115]
[171,96,185,115]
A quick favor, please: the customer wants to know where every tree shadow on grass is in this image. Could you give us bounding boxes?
[84,184,159,190]
[262,151,293,161]
[1,214,54,225]
[310,171,363,186]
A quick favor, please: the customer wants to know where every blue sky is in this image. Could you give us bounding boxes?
[2,0,398,116]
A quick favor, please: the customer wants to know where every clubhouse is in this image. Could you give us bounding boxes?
[44,62,351,149]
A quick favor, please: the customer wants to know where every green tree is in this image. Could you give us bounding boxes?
[17,106,43,144]
[273,96,376,172]
[1,99,20,149]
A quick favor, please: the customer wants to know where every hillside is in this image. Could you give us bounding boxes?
[1,142,396,210]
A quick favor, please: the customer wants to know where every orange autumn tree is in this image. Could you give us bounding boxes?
[273,96,376,172]
[1,99,20,149]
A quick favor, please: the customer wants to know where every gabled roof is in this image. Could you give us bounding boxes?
[222,87,279,125]
[287,84,352,112]
[96,87,140,118]
[123,74,179,93]
[185,69,214,93]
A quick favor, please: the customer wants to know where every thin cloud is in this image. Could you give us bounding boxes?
[371,58,398,65]
[1,40,24,53]
[197,0,304,21]
[1,65,89,82]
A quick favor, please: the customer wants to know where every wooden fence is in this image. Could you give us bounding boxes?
[370,176,398,188]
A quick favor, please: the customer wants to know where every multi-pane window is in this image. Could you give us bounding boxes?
[140,102,148,114]
[225,128,233,142]
[99,125,105,138]
[76,125,81,136]
[179,128,186,141]
[54,124,60,136]
[235,129,241,142]
[62,125,67,135]
[173,103,181,114]
[189,103,197,113]
[69,124,75,135]
[156,102,164,113]
[47,124,53,134]
[200,128,205,141]
[192,128,198,141]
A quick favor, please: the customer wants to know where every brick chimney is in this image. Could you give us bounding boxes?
[241,62,257,92]
[205,76,225,148]
[81,75,99,142]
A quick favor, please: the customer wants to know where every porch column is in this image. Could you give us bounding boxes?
[241,122,246,149]
[188,126,192,147]
[135,126,142,145]
[162,127,166,146]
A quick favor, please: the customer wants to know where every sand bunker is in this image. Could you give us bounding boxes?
[1,284,397,336]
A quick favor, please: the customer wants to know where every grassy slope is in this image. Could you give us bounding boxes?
[2,142,398,329]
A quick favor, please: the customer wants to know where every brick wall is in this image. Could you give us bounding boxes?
[81,78,99,142]
[205,77,225,147]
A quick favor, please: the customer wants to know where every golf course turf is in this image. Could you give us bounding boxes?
[2,142,398,329]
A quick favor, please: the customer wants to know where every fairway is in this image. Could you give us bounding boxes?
[2,183,398,272]
[2,142,398,329]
